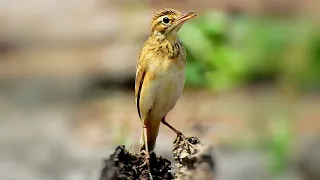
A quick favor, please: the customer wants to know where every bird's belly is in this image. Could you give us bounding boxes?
[150,67,185,120]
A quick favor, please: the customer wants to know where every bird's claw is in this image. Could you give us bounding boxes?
[138,150,150,168]
[138,150,153,180]
[176,134,192,155]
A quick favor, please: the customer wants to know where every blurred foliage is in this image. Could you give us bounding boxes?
[178,11,320,176]
[179,11,320,92]
[267,116,293,176]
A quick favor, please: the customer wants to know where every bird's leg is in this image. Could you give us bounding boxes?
[140,125,150,163]
[161,117,191,154]
[138,125,153,180]
[161,118,184,136]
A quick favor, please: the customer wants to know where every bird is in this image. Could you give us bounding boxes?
[135,8,197,161]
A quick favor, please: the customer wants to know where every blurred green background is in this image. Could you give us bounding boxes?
[0,0,319,180]
[181,9,320,178]
[182,12,320,92]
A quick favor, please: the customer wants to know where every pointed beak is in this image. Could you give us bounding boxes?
[164,11,197,35]
[174,11,197,27]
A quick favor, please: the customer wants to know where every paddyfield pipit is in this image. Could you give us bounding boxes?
[135,8,197,160]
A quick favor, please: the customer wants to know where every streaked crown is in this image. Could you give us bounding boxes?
[151,8,182,34]
[150,8,196,36]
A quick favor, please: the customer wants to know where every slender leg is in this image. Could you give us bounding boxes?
[161,117,191,153]
[142,125,150,159]
[138,125,153,180]
[161,118,184,137]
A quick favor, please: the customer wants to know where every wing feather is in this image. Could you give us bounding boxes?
[135,60,146,119]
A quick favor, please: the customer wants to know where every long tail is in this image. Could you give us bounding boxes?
[139,117,161,152]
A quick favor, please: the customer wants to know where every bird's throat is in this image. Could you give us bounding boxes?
[154,37,181,60]
[166,31,178,44]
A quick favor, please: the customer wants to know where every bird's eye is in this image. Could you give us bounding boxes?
[163,17,170,24]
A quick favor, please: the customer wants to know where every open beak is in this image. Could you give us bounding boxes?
[174,11,197,27]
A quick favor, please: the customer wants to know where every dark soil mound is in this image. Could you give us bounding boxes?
[99,146,174,180]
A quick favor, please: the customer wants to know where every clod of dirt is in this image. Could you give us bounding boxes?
[173,136,215,180]
[99,146,174,180]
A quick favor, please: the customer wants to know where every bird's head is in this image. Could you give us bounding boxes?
[150,8,196,39]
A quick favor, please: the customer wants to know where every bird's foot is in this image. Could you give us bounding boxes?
[138,150,153,180]
[175,133,192,156]
[173,135,202,165]
[138,150,150,168]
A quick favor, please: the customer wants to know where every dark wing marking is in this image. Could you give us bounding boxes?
[135,64,146,119]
